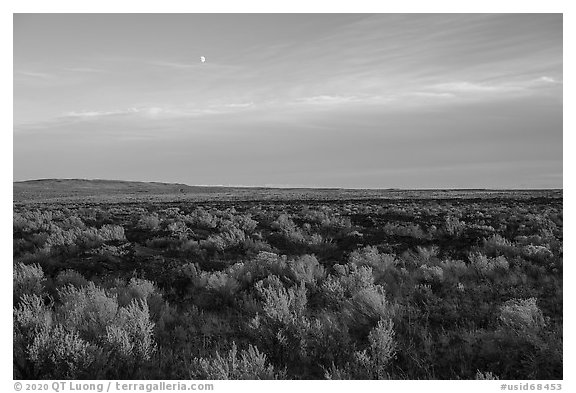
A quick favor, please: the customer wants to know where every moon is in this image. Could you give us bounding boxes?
[200,56,206,63]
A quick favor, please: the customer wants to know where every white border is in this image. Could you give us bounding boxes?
[4,1,572,391]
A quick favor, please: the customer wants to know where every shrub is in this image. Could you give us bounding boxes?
[322,264,376,305]
[256,276,308,323]
[476,370,499,380]
[360,318,396,377]
[522,244,554,262]
[321,264,394,328]
[322,265,368,304]
[249,276,315,368]
[13,263,45,304]
[105,300,156,364]
[14,294,53,342]
[383,222,427,239]
[137,213,161,231]
[184,208,218,230]
[13,294,55,379]
[98,224,126,242]
[57,283,118,341]
[235,214,258,234]
[115,278,156,307]
[483,234,516,257]
[400,248,438,269]
[499,298,545,334]
[349,246,397,280]
[191,343,283,379]
[418,265,444,283]
[55,269,89,289]
[167,221,189,239]
[27,325,98,379]
[326,319,396,380]
[287,254,326,285]
[440,259,469,279]
[200,227,247,252]
[271,214,297,233]
[469,253,509,276]
[230,252,288,285]
[346,286,392,322]
[445,215,466,236]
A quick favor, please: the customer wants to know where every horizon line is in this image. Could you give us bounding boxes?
[13,178,563,191]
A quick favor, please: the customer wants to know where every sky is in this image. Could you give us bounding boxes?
[13,13,563,188]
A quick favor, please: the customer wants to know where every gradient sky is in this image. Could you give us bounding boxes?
[13,14,562,188]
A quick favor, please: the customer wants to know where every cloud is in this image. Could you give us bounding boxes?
[62,67,105,73]
[408,92,456,99]
[15,70,53,79]
[59,102,259,122]
[224,102,254,109]
[536,76,561,84]
[295,95,361,105]
[427,76,562,101]
[147,60,197,69]
[61,107,178,120]
[63,108,141,118]
[432,81,508,93]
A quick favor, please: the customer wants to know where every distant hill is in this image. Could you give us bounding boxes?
[13,178,562,204]
[16,178,227,194]
[13,178,344,203]
[13,179,241,202]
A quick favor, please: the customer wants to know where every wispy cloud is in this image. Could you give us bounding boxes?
[147,60,198,69]
[63,108,141,118]
[432,81,509,93]
[15,70,54,79]
[408,92,455,99]
[59,101,259,122]
[62,67,105,73]
[295,95,362,105]
[223,102,254,109]
[426,75,562,101]
[62,106,186,120]
[536,76,561,84]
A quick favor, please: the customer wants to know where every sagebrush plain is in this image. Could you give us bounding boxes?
[13,180,563,380]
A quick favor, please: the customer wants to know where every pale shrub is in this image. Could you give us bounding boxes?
[469,253,509,275]
[445,215,466,236]
[349,246,397,279]
[192,342,283,379]
[287,254,326,285]
[105,299,156,362]
[14,294,53,341]
[137,213,161,231]
[28,325,97,379]
[115,277,156,307]
[483,234,515,256]
[256,276,308,323]
[475,370,499,380]
[98,224,126,242]
[57,283,118,341]
[13,263,45,303]
[499,297,545,334]
[362,318,396,377]
[326,318,396,380]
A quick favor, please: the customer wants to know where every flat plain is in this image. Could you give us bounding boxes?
[13,180,563,380]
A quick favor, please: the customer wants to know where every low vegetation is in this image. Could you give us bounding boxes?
[13,193,563,379]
